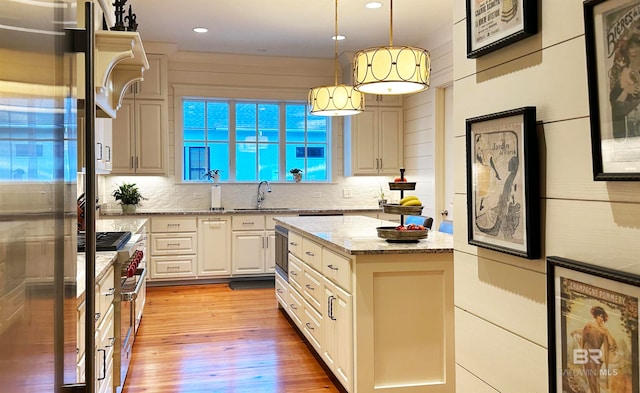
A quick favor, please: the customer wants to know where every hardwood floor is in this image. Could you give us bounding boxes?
[122,283,340,393]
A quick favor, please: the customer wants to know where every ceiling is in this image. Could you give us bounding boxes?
[129,0,453,58]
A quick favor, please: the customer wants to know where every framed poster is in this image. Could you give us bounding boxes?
[585,0,640,180]
[466,107,539,259]
[547,256,640,393]
[465,0,538,58]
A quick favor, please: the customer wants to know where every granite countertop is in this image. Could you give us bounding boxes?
[274,216,453,255]
[96,217,148,233]
[100,207,382,216]
[77,251,117,303]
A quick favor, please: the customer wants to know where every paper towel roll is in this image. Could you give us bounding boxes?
[211,185,221,209]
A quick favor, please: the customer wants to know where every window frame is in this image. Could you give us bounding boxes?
[175,87,333,184]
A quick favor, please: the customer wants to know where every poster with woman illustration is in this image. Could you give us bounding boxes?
[548,257,640,393]
[585,0,640,179]
[466,107,539,259]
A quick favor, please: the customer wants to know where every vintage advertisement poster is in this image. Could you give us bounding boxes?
[559,277,639,393]
[470,0,523,50]
[591,0,640,174]
[470,115,526,253]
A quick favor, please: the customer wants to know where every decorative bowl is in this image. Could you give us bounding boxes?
[382,203,423,215]
[376,226,429,242]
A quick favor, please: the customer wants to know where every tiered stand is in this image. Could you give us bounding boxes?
[377,169,427,242]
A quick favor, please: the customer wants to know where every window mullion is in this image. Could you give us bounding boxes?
[229,100,237,182]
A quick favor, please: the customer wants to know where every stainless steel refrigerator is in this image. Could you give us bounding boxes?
[0,0,82,391]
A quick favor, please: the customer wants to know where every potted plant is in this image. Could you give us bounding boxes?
[289,168,303,182]
[376,185,388,207]
[203,169,223,183]
[112,182,145,213]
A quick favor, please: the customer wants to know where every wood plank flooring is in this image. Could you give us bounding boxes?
[122,283,340,393]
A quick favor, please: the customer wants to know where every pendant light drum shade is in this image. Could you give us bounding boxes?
[353,45,431,95]
[309,84,365,116]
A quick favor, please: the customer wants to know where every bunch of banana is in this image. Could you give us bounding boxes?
[399,195,422,206]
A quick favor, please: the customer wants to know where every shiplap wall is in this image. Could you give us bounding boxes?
[453,0,640,392]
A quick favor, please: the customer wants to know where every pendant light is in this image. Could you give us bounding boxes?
[353,0,431,95]
[308,0,364,116]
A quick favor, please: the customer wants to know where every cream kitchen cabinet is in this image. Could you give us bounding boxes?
[76,116,113,174]
[345,106,403,175]
[149,217,197,280]
[77,264,116,392]
[124,54,167,100]
[364,94,403,107]
[111,99,167,174]
[231,215,275,275]
[197,217,231,277]
[322,276,353,392]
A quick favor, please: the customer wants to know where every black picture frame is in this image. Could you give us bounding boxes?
[547,256,640,393]
[585,0,640,180]
[465,0,538,58]
[465,107,539,259]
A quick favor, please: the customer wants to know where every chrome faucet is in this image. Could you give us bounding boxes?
[256,180,271,208]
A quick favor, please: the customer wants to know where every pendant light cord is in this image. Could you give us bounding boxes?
[389,0,393,47]
[334,0,339,86]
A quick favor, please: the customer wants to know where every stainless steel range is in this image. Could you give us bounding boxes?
[114,233,147,393]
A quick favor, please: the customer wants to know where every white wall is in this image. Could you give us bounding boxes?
[453,0,640,391]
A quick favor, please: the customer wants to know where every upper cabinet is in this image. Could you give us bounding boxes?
[344,99,404,176]
[123,54,167,100]
[111,54,168,175]
[364,94,403,107]
[76,0,149,119]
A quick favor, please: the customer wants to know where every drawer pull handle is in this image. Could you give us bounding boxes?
[243,221,255,225]
[305,322,314,331]
[105,287,115,296]
[167,243,181,247]
[305,251,315,257]
[97,348,106,380]
[94,312,101,322]
[106,337,115,348]
[290,271,297,276]
[290,304,297,310]
[289,241,298,246]
[277,288,284,294]
[327,264,339,271]
[305,284,314,291]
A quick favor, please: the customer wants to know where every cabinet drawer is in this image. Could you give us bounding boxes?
[302,237,322,270]
[232,215,265,231]
[288,255,304,294]
[302,264,323,314]
[151,233,197,255]
[150,256,196,279]
[288,232,303,259]
[95,266,115,325]
[287,287,304,328]
[151,217,197,233]
[322,248,352,293]
[303,302,322,353]
[275,273,288,308]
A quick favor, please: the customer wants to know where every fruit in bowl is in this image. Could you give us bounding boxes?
[396,224,426,231]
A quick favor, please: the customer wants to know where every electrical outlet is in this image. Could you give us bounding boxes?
[312,192,321,198]
[193,193,204,199]
[343,189,352,198]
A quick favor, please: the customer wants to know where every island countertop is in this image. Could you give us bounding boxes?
[274,215,453,255]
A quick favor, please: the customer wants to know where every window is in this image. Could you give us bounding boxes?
[182,99,330,182]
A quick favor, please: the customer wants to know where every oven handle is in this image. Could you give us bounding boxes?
[121,268,147,302]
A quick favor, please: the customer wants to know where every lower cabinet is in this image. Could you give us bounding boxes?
[231,215,275,275]
[278,241,354,392]
[198,218,231,276]
[322,277,353,391]
[77,264,116,392]
[148,217,197,281]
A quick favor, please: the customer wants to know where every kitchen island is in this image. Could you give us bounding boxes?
[273,216,454,393]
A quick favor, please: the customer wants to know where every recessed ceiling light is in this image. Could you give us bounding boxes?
[331,35,346,41]
[192,27,208,33]
[365,2,382,9]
